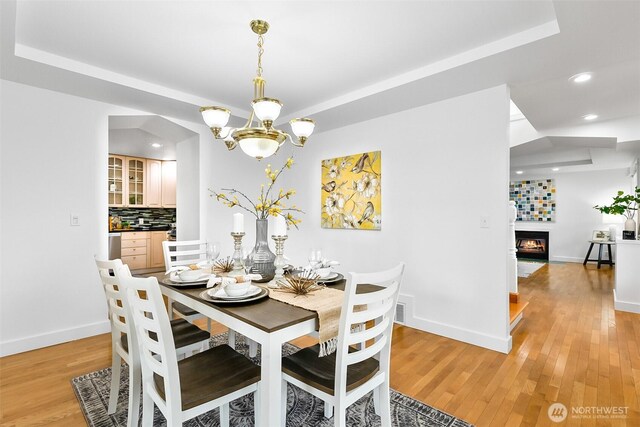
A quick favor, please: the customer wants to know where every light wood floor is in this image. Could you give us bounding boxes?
[1,263,639,426]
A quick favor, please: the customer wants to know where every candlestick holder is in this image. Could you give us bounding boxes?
[270,235,288,287]
[229,232,245,276]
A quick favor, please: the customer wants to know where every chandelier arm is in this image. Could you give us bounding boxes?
[242,110,256,130]
[285,132,304,147]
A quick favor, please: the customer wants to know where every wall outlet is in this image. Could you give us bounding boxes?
[70,213,80,226]
[480,216,490,228]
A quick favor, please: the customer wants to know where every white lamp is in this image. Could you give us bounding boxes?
[252,98,282,129]
[238,137,279,159]
[200,107,230,138]
[290,118,315,146]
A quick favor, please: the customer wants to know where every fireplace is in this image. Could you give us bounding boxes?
[515,230,549,261]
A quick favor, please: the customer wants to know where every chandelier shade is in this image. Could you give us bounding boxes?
[200,107,230,129]
[200,20,315,159]
[252,98,282,123]
[290,118,315,139]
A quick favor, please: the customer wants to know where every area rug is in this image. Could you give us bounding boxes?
[517,260,546,278]
[72,333,473,427]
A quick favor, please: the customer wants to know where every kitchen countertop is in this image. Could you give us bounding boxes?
[110,227,172,232]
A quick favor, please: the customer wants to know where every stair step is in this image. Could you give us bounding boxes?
[510,300,529,324]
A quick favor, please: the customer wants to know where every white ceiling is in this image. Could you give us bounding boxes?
[109,115,197,160]
[1,0,639,154]
[510,136,640,176]
[11,0,555,115]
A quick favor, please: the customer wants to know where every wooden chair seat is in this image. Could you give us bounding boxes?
[172,301,199,317]
[120,319,210,353]
[154,344,261,411]
[282,344,379,396]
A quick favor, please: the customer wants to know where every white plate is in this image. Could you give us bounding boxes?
[292,271,339,281]
[208,285,262,300]
[199,288,268,304]
[169,272,211,284]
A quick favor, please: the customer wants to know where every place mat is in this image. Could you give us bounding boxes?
[269,286,345,357]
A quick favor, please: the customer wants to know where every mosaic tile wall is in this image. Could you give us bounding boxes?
[109,207,176,230]
[509,179,556,222]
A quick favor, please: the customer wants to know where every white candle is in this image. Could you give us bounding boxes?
[232,213,244,233]
[274,215,287,236]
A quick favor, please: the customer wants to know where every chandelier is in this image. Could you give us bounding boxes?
[200,20,316,160]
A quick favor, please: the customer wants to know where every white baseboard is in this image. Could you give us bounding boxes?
[613,290,640,314]
[550,256,584,263]
[406,315,512,354]
[397,293,512,353]
[0,320,110,357]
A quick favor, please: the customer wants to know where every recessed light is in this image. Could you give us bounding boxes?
[552,167,560,171]
[151,143,163,148]
[583,114,598,121]
[570,72,592,83]
[516,171,524,175]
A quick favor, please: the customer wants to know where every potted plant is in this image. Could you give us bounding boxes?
[594,187,640,238]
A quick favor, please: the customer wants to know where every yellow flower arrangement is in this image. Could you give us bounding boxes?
[211,157,304,228]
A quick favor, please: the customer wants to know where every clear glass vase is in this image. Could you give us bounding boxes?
[247,218,276,282]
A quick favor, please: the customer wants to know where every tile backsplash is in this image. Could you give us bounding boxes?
[109,207,176,230]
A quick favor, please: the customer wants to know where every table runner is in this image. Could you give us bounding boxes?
[269,286,346,356]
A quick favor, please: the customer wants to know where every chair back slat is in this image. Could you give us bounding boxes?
[95,259,134,353]
[162,240,207,273]
[345,335,388,366]
[351,282,398,306]
[334,263,405,397]
[349,297,395,325]
[120,274,181,412]
[346,316,390,346]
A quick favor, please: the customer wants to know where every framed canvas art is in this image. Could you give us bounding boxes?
[321,151,381,230]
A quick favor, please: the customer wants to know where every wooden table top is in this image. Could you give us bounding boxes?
[142,272,379,334]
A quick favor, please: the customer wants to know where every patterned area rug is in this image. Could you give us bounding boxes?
[72,333,473,427]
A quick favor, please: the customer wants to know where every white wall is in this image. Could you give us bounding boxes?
[283,85,512,352]
[513,168,632,262]
[0,80,133,355]
[176,135,200,240]
[0,80,205,356]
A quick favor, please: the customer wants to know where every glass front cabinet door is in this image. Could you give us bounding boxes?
[108,155,125,207]
[126,157,146,206]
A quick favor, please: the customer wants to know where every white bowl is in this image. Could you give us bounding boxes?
[224,282,250,297]
[178,269,205,281]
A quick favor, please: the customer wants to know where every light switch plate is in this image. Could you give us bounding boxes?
[70,213,80,226]
[480,216,489,228]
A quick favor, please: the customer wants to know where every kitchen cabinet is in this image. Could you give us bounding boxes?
[161,161,177,207]
[108,155,125,207]
[146,160,162,207]
[126,157,146,207]
[150,231,167,268]
[120,230,167,270]
[108,155,176,208]
[121,231,149,269]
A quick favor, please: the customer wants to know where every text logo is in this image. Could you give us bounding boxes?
[548,403,568,423]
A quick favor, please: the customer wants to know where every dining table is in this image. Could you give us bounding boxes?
[140,271,358,426]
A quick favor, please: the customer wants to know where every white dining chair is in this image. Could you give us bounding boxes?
[280,263,405,427]
[162,239,259,356]
[119,273,261,427]
[162,240,211,332]
[95,259,211,427]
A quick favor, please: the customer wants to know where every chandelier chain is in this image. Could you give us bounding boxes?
[256,34,264,77]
